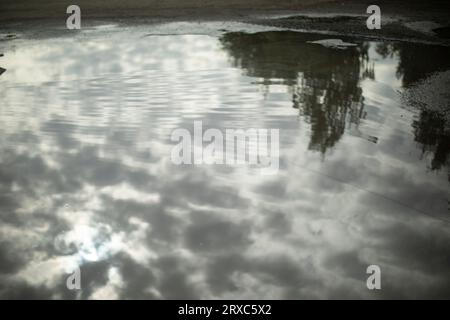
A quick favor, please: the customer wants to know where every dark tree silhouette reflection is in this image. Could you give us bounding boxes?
[221,32,449,178]
[377,42,450,179]
[376,42,450,88]
[220,32,372,154]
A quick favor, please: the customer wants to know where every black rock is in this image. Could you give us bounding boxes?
[0,67,6,76]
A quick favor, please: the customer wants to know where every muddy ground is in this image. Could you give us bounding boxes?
[1,0,449,44]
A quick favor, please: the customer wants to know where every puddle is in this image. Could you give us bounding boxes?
[0,25,449,299]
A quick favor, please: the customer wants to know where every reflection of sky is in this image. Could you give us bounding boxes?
[0,24,449,299]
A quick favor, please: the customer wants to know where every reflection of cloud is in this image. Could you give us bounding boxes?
[0,25,449,299]
[185,211,252,253]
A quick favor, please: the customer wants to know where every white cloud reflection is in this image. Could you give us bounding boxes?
[0,24,449,299]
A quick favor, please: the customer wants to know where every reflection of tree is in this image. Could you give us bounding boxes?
[220,32,371,154]
[376,43,450,87]
[413,111,450,180]
[377,43,450,178]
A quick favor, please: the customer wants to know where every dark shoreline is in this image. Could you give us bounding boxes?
[1,0,449,22]
[1,0,449,46]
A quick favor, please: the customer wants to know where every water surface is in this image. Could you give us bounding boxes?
[0,24,449,299]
